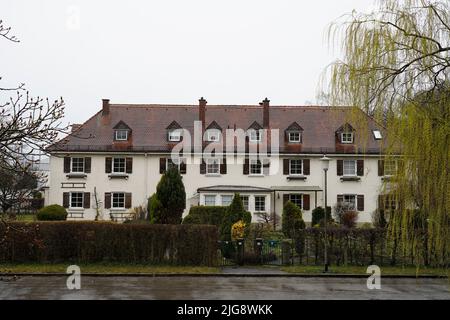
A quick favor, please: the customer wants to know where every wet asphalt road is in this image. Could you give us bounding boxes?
[0,276,448,300]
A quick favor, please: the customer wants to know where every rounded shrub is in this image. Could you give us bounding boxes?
[37,204,68,221]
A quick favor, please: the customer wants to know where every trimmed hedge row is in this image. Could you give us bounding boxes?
[182,206,227,226]
[0,222,218,266]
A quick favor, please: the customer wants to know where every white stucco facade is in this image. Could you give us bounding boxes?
[48,152,384,224]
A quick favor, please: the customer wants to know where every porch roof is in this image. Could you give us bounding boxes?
[270,186,323,192]
[197,185,272,193]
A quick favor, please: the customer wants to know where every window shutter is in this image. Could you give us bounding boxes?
[303,194,310,211]
[337,160,343,176]
[83,193,91,209]
[263,161,270,175]
[105,157,112,173]
[220,158,227,174]
[104,193,111,209]
[159,158,167,174]
[303,159,310,175]
[357,160,364,176]
[283,194,290,205]
[357,195,365,211]
[84,157,91,173]
[337,194,344,203]
[378,160,384,176]
[243,158,249,175]
[283,159,289,175]
[63,192,70,208]
[200,159,206,174]
[64,157,71,173]
[180,159,187,174]
[125,193,132,209]
[126,157,133,174]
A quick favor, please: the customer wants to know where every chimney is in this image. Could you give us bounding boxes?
[102,99,110,116]
[199,97,207,129]
[261,97,270,128]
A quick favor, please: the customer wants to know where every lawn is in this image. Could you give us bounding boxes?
[281,265,449,277]
[0,263,220,274]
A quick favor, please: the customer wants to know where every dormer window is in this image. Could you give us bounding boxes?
[206,129,221,142]
[249,130,262,142]
[168,130,182,142]
[288,132,301,143]
[373,130,382,140]
[113,121,132,142]
[341,132,354,144]
[115,130,128,141]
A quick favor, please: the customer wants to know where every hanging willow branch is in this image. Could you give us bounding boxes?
[324,0,449,267]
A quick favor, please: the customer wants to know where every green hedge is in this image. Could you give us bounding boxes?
[182,206,227,226]
[0,222,218,266]
[37,204,67,221]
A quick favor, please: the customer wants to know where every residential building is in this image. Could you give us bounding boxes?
[47,98,394,224]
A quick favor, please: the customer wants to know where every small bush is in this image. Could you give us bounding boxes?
[341,211,358,228]
[37,205,67,221]
[182,206,228,226]
[311,206,332,227]
[147,193,163,223]
[282,201,305,238]
[220,194,251,240]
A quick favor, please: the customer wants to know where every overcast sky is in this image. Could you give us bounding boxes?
[1,0,375,125]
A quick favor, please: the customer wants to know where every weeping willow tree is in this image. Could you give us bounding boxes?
[325,0,449,267]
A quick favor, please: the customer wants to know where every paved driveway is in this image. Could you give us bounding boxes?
[0,276,448,300]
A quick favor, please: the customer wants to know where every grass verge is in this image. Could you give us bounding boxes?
[281,265,449,277]
[0,263,220,274]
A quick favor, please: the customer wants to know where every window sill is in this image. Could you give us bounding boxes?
[68,208,84,212]
[108,174,129,179]
[205,174,221,177]
[287,175,307,181]
[66,173,87,179]
[110,208,127,212]
[340,176,361,182]
[249,174,264,177]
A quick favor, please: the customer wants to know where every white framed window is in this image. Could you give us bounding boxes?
[384,160,397,176]
[112,192,125,209]
[113,158,126,173]
[249,130,262,142]
[221,195,233,206]
[373,130,382,140]
[250,159,263,175]
[206,158,220,175]
[343,160,357,176]
[341,132,354,144]
[71,158,84,173]
[115,130,128,141]
[70,192,84,208]
[204,195,216,206]
[168,130,181,142]
[240,196,249,211]
[206,129,221,142]
[254,196,266,212]
[288,132,301,143]
[167,158,185,171]
[343,194,356,210]
[289,159,303,175]
[289,194,302,209]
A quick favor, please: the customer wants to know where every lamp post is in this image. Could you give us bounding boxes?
[320,155,330,273]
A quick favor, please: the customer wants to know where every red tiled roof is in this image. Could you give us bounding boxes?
[49,103,385,154]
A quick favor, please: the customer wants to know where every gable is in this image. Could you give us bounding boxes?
[248,121,263,130]
[336,123,355,133]
[166,121,182,130]
[286,122,303,132]
[206,120,222,131]
[113,120,131,130]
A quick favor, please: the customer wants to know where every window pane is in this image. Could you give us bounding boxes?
[169,130,181,141]
[70,192,83,208]
[221,195,233,206]
[289,132,300,142]
[71,158,84,173]
[384,160,397,176]
[343,195,356,210]
[113,158,126,173]
[207,130,220,142]
[249,130,261,141]
[289,159,303,175]
[206,159,220,174]
[115,130,128,140]
[240,196,249,211]
[343,160,356,176]
[342,132,353,143]
[255,196,266,212]
[250,160,262,175]
[289,194,302,208]
[204,195,216,206]
[112,193,125,208]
